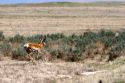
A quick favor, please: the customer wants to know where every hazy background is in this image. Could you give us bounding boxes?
[0,0,124,4]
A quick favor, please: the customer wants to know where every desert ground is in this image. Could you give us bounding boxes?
[1,3,125,83]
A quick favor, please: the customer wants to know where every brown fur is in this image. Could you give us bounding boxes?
[28,43,44,48]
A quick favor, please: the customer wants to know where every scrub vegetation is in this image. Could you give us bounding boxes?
[1,29,125,62]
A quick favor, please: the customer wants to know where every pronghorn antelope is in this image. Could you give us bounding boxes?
[24,36,46,60]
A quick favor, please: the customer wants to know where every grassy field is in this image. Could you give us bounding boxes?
[0,2,125,36]
[1,2,125,83]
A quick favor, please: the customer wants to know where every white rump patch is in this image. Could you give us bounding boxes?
[24,43,29,48]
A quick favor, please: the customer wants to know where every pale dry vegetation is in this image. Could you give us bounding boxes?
[0,4,125,36]
[1,2,125,83]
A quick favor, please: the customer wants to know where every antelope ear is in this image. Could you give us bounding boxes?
[42,36,46,42]
[39,35,43,40]
[39,35,46,42]
[44,36,46,40]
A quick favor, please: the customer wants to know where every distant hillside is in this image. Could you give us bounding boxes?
[0,2,125,7]
[93,1,125,6]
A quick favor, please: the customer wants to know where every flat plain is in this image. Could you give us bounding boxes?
[1,4,125,36]
[1,2,125,83]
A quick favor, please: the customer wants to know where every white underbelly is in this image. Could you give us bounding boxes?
[32,47,40,51]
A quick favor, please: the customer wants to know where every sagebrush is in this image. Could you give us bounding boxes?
[1,30,125,61]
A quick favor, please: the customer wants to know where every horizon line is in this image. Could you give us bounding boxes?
[0,1,125,5]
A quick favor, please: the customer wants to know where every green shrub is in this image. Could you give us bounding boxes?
[70,47,82,61]
[27,34,42,43]
[11,45,27,59]
[114,79,125,83]
[104,38,115,47]
[108,40,125,61]
[0,43,11,56]
[98,30,116,47]
[119,31,125,40]
[3,29,125,62]
[50,49,63,59]
[46,38,83,62]
[9,34,26,43]
[0,31,4,41]
[98,29,115,38]
[46,33,65,42]
[106,31,125,61]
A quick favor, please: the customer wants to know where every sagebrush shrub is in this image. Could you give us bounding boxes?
[1,29,125,61]
[9,34,26,43]
[0,31,4,41]
[11,45,27,59]
[0,42,11,56]
[27,34,42,42]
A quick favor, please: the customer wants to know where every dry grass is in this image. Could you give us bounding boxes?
[0,59,124,83]
[0,6,125,36]
[1,3,125,83]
